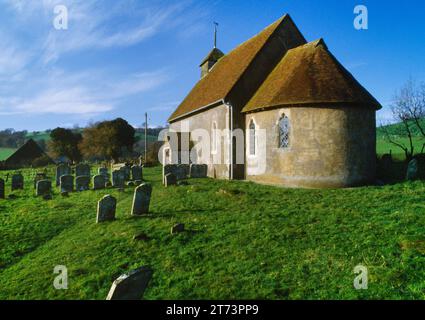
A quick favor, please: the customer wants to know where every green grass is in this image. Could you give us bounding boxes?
[0,148,17,161]
[377,137,424,159]
[0,167,424,300]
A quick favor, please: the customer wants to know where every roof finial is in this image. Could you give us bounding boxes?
[214,22,219,48]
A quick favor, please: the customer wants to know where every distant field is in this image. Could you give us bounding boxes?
[0,148,17,161]
[0,166,423,300]
[377,137,424,159]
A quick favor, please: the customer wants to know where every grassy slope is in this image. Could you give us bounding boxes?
[26,131,158,143]
[0,167,424,300]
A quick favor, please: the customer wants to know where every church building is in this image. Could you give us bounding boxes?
[166,14,381,188]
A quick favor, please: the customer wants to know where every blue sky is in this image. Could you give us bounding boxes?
[0,0,424,131]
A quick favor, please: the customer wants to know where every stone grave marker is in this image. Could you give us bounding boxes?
[56,164,71,186]
[60,175,74,193]
[112,170,125,188]
[76,164,91,177]
[97,195,117,223]
[76,176,90,191]
[36,180,52,197]
[131,183,152,216]
[171,223,185,234]
[11,173,24,191]
[93,175,105,190]
[106,266,153,300]
[189,164,208,178]
[33,173,47,188]
[164,173,177,187]
[406,159,419,181]
[0,178,4,199]
[131,165,143,181]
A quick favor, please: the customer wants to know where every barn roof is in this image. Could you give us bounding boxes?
[3,139,53,166]
[243,39,382,113]
[168,15,291,122]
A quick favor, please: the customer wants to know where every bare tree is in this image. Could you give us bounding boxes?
[387,79,425,159]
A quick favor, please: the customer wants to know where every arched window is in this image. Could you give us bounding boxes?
[279,114,290,149]
[249,119,256,156]
[211,122,217,154]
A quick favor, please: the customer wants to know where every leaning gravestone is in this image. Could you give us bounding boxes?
[131,165,143,181]
[11,174,24,191]
[60,175,74,193]
[76,176,90,191]
[406,159,418,181]
[76,164,91,178]
[189,164,208,178]
[106,266,153,300]
[164,173,177,187]
[56,164,71,186]
[120,165,131,181]
[131,183,152,216]
[36,180,51,197]
[0,178,4,199]
[93,175,105,190]
[112,170,125,188]
[97,195,116,223]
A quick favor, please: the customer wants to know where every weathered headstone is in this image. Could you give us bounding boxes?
[97,195,116,223]
[0,178,4,199]
[189,164,208,178]
[120,165,131,181]
[106,266,153,300]
[60,175,74,193]
[76,176,90,191]
[406,159,419,181]
[131,165,143,181]
[11,173,24,191]
[162,164,189,184]
[56,164,71,186]
[164,173,177,187]
[98,167,109,181]
[171,223,185,234]
[33,173,47,188]
[134,180,143,186]
[76,163,91,178]
[36,180,51,196]
[112,170,125,188]
[93,175,106,190]
[131,183,152,216]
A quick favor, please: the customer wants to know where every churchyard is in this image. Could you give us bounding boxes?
[0,162,424,300]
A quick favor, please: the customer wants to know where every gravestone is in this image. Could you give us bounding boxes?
[112,170,125,188]
[93,175,106,190]
[164,173,177,187]
[11,174,24,191]
[0,178,4,199]
[56,164,71,186]
[60,175,74,193]
[120,165,131,181]
[189,164,208,178]
[97,195,116,223]
[134,180,143,186]
[406,159,419,181]
[131,183,152,216]
[33,173,47,188]
[171,223,185,234]
[36,180,52,197]
[106,266,153,300]
[131,165,143,181]
[76,164,91,178]
[98,167,109,181]
[162,164,189,184]
[76,176,90,191]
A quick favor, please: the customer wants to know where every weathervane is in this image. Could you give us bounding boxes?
[214,22,219,48]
